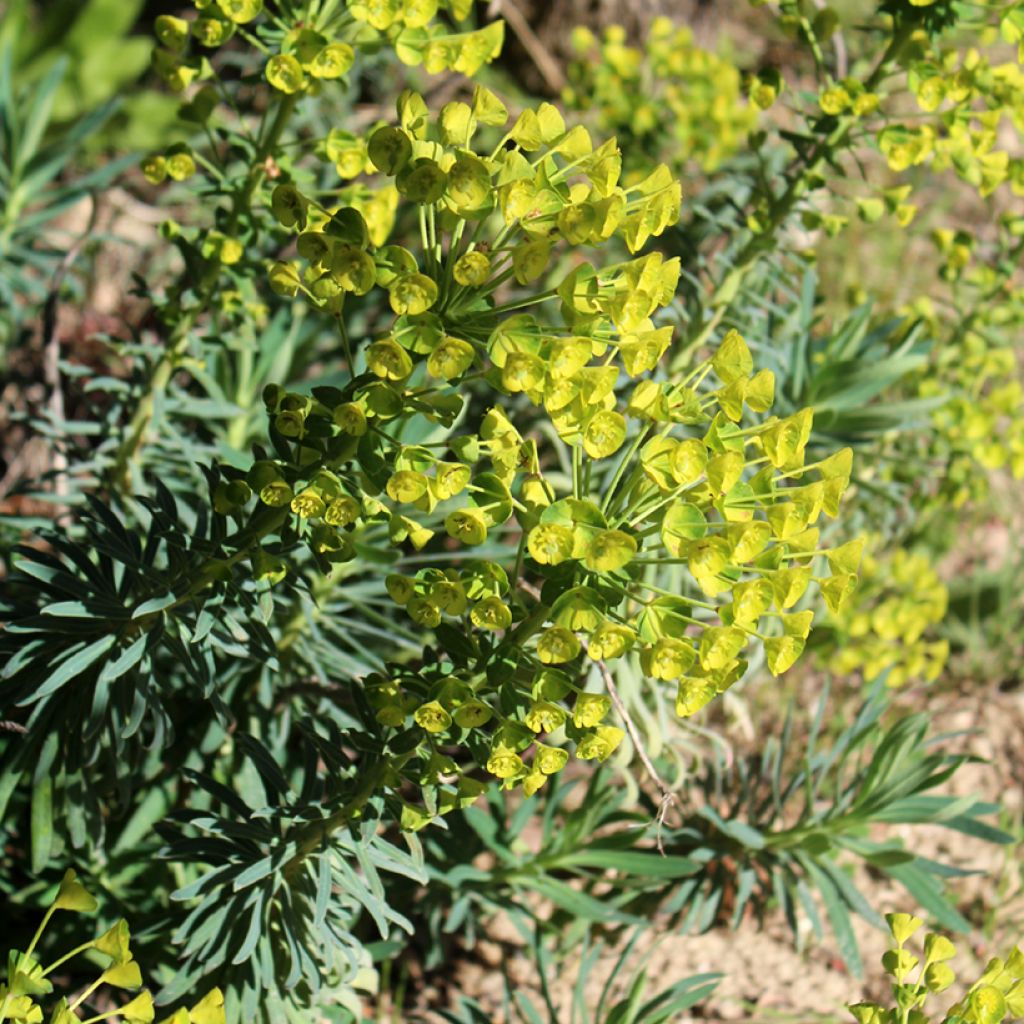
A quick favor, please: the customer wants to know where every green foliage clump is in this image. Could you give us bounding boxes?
[563,18,756,176]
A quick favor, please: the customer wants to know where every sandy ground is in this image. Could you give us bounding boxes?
[406,686,1023,1023]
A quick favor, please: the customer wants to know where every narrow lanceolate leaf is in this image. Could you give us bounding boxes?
[800,854,862,976]
[24,633,118,702]
[97,633,151,685]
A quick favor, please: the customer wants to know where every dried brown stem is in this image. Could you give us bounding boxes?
[487,0,568,94]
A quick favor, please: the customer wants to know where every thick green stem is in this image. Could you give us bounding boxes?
[281,763,388,881]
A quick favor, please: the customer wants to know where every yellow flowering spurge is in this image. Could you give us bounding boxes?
[140,8,861,819]
[848,915,1024,1024]
[814,538,949,688]
[0,870,224,1024]
[562,19,756,176]
[234,297,860,808]
[148,0,502,101]
[892,223,1024,511]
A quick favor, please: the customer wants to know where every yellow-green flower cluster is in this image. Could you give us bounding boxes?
[232,314,859,804]
[145,47,862,809]
[0,870,224,1024]
[876,17,1024,199]
[563,19,756,176]
[820,539,948,688]
[150,0,502,100]
[907,239,1024,509]
[848,913,1024,1024]
[216,79,865,802]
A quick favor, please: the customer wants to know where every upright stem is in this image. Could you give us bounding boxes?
[670,20,914,371]
[281,763,388,881]
[108,93,299,491]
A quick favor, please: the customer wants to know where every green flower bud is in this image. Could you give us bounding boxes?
[155,15,190,52]
[924,934,957,963]
[527,523,574,565]
[366,338,413,381]
[368,126,413,175]
[95,919,132,963]
[193,16,235,46]
[924,962,956,993]
[290,489,325,518]
[882,948,919,982]
[364,383,403,418]
[453,251,490,287]
[309,524,347,559]
[446,154,491,211]
[641,638,696,681]
[522,771,547,797]
[332,402,367,435]
[414,699,452,734]
[213,479,251,514]
[675,676,717,717]
[268,261,301,297]
[309,42,354,79]
[582,410,626,459]
[486,747,524,780]
[322,496,359,527]
[587,623,635,661]
[576,725,625,761]
[534,744,569,775]
[385,574,416,605]
[52,869,98,913]
[389,273,438,316]
[433,461,471,500]
[537,627,581,665]
[271,184,308,229]
[451,699,492,728]
[259,480,294,507]
[470,596,512,630]
[445,507,488,546]
[847,1004,884,1024]
[583,528,637,572]
[165,148,196,181]
[524,701,566,734]
[266,54,306,93]
[140,154,167,184]
[427,336,475,380]
[886,912,924,946]
[407,595,442,627]
[572,693,611,728]
[387,470,429,504]
[103,959,143,989]
[217,0,263,23]
[396,158,447,203]
[275,409,306,438]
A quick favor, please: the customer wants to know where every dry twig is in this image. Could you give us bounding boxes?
[487,0,568,94]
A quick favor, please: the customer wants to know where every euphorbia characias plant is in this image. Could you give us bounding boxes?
[111,0,867,824]
[128,0,865,821]
[5,0,1023,1020]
